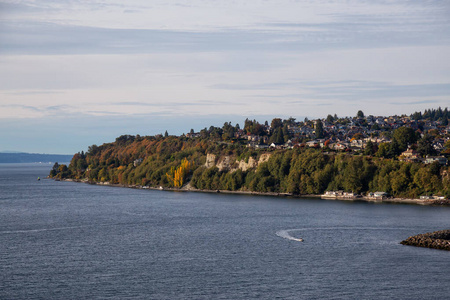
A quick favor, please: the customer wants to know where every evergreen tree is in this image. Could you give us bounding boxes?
[364,140,375,156]
[357,110,365,118]
[282,124,290,141]
[417,134,436,157]
[270,118,283,130]
[315,120,324,139]
[443,117,449,126]
[393,126,417,152]
[387,139,401,158]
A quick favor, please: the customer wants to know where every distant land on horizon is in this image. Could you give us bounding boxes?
[0,152,73,164]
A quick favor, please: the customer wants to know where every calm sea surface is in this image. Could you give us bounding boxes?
[1,163,449,299]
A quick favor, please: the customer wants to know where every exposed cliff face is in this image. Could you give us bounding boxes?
[237,157,257,172]
[205,154,216,168]
[204,153,271,172]
[258,153,271,164]
[216,156,233,172]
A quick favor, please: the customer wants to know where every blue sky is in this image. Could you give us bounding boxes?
[1,0,449,154]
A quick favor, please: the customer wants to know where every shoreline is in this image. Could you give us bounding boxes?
[55,178,450,206]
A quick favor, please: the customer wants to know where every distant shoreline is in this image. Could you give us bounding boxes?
[56,178,450,206]
[0,152,72,164]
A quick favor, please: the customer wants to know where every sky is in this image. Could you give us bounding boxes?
[1,0,449,154]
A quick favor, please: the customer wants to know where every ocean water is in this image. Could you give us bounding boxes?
[1,163,449,299]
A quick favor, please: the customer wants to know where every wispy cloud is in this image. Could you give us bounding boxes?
[112,100,232,107]
[217,80,450,102]
[1,104,43,112]
[390,100,439,105]
[210,82,290,91]
[2,4,449,56]
[302,82,450,101]
[5,90,64,96]
[0,103,73,114]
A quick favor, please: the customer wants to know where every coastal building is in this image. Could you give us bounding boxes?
[321,191,343,199]
[424,156,448,165]
[400,148,421,163]
[134,158,144,167]
[306,140,320,148]
[186,132,201,138]
[332,142,349,151]
[373,192,388,199]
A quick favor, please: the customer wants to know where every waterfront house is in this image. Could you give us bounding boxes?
[374,192,388,199]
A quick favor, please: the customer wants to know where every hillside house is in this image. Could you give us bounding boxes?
[424,156,448,165]
[134,158,143,167]
[400,148,421,162]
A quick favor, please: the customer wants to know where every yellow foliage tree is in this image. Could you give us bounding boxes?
[166,158,192,187]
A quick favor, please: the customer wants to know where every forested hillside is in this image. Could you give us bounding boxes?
[50,134,450,199]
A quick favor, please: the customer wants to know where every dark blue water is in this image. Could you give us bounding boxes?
[1,164,449,299]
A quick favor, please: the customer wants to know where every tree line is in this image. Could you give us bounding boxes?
[50,133,450,198]
[191,149,450,198]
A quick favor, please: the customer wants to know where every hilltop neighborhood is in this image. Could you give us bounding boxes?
[185,109,450,165]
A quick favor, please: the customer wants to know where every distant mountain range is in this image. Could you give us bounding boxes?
[0,152,73,163]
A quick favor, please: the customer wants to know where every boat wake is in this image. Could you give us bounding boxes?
[276,227,415,243]
[0,225,93,234]
[276,229,304,242]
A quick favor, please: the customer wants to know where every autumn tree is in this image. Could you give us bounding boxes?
[166,158,192,188]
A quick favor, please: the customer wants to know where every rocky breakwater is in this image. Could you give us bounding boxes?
[401,230,450,251]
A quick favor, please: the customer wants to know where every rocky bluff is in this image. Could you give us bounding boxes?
[204,153,271,172]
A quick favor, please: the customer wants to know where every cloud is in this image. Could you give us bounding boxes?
[5,90,64,96]
[2,4,449,56]
[210,82,290,91]
[251,94,305,99]
[390,100,439,105]
[302,82,450,101]
[1,104,42,112]
[123,9,141,14]
[112,100,232,107]
[0,103,73,113]
[0,21,282,55]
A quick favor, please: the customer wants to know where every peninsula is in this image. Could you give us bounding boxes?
[50,108,450,203]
